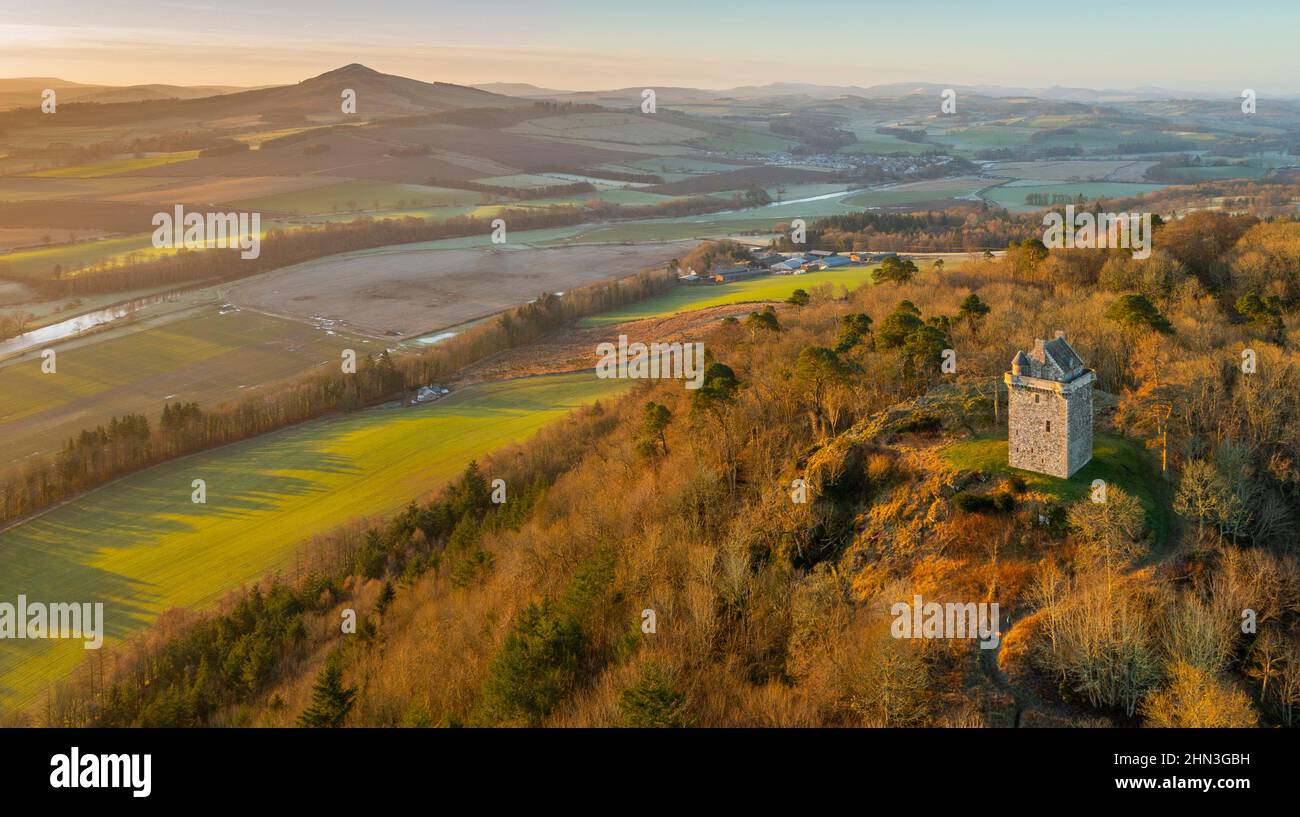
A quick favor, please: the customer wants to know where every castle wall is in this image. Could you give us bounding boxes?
[1066,384,1094,476]
[1007,380,1070,478]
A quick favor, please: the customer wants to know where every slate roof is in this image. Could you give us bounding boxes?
[1041,336,1083,375]
[1010,331,1085,381]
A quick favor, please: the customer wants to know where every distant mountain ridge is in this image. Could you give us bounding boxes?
[471,79,1300,104]
[0,78,255,111]
[6,66,1296,120]
[472,82,574,98]
[0,64,522,124]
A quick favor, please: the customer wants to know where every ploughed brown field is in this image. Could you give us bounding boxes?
[225,241,691,337]
[100,175,342,204]
[127,123,646,183]
[0,227,109,251]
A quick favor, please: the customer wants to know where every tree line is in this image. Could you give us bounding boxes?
[770,206,1041,253]
[424,177,598,199]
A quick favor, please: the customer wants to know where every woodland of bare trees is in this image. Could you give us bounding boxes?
[1103,178,1300,221]
[770,207,1041,254]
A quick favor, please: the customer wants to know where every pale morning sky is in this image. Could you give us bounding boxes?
[1,0,1297,93]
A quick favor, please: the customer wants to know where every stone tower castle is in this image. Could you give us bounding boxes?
[1003,331,1095,478]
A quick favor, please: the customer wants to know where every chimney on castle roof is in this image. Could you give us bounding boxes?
[1054,330,1066,341]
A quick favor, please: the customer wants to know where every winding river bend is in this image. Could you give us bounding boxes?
[0,292,184,360]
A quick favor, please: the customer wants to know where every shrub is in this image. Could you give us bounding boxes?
[619,664,689,728]
[954,491,1014,514]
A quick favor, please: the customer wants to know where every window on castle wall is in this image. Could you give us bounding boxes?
[1046,420,1051,432]
[1034,394,1040,403]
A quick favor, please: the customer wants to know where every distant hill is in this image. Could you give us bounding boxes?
[274,64,520,115]
[0,64,522,124]
[524,86,738,106]
[512,79,1299,105]
[472,82,573,98]
[0,78,252,111]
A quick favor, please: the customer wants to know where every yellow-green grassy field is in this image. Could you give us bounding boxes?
[0,371,630,711]
[0,306,377,466]
[0,221,291,281]
[581,264,883,326]
[24,151,201,178]
[231,180,482,215]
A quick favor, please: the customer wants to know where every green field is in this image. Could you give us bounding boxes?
[535,193,867,245]
[929,123,1036,152]
[233,180,482,215]
[0,220,292,280]
[0,372,630,711]
[0,175,176,202]
[504,112,710,145]
[0,232,168,278]
[516,189,677,208]
[941,431,1171,543]
[0,306,377,467]
[693,129,798,152]
[476,173,574,188]
[764,183,853,201]
[231,125,324,147]
[1154,164,1268,182]
[839,128,939,155]
[842,183,986,208]
[581,264,883,326]
[25,151,201,178]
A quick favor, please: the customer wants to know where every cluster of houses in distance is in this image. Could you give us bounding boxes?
[680,249,906,284]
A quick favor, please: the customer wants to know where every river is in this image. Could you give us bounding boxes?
[0,292,184,360]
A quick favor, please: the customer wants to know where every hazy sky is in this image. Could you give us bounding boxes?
[2,0,1298,93]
